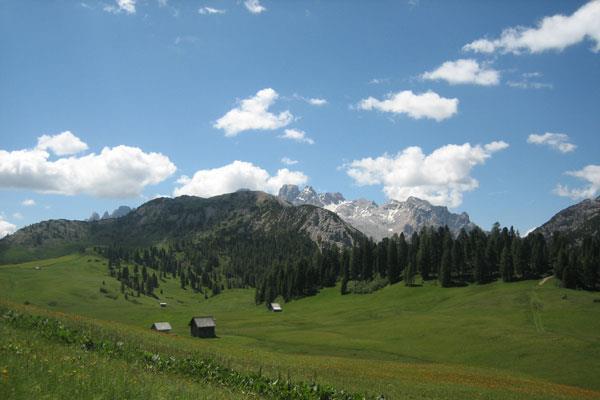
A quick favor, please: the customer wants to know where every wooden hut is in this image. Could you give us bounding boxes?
[189,316,216,338]
[269,302,282,312]
[159,302,167,307]
[150,322,172,333]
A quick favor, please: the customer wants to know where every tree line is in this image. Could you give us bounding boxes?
[255,224,600,304]
[97,223,599,305]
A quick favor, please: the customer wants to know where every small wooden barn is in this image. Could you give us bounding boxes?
[159,302,167,308]
[189,316,216,338]
[269,302,282,312]
[150,322,172,333]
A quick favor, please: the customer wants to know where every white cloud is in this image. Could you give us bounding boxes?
[281,157,298,165]
[369,78,390,85]
[36,131,89,156]
[554,164,600,200]
[507,72,553,89]
[293,94,328,106]
[344,141,509,208]
[527,133,576,153]
[279,129,315,145]
[22,199,36,207]
[0,134,176,198]
[104,0,136,14]
[507,81,553,90]
[308,98,328,106]
[358,90,458,122]
[0,216,16,239]
[12,212,23,220]
[199,6,226,15]
[244,0,266,14]
[158,0,168,6]
[214,88,293,136]
[173,160,307,198]
[463,0,600,54]
[422,59,500,86]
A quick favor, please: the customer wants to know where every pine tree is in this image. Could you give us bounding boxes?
[439,234,452,287]
[500,244,513,282]
[417,232,431,280]
[387,238,400,284]
[404,261,416,286]
[511,236,523,279]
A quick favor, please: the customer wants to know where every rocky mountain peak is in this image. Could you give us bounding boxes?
[279,185,476,240]
[278,184,301,203]
[534,196,600,239]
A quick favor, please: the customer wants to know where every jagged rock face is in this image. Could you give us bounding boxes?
[277,185,345,208]
[279,185,476,241]
[89,205,132,221]
[534,196,600,239]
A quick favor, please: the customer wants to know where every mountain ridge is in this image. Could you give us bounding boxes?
[0,191,363,264]
[278,185,477,240]
[533,195,600,240]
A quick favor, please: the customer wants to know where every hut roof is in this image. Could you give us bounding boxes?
[189,316,216,328]
[270,303,282,311]
[151,322,172,331]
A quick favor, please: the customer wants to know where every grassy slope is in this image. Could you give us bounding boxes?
[0,322,245,400]
[1,254,600,400]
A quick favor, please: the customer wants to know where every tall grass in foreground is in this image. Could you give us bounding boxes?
[0,303,379,400]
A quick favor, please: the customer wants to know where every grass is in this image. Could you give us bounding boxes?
[1,253,600,399]
[0,319,245,399]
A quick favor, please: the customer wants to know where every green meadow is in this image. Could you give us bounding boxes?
[1,253,600,399]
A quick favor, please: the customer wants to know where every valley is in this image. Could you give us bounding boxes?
[1,253,599,399]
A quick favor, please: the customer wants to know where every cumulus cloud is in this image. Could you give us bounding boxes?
[527,133,576,153]
[358,90,458,122]
[422,59,500,86]
[214,88,293,136]
[104,0,136,14]
[21,199,36,207]
[36,131,89,156]
[554,164,600,200]
[0,133,176,198]
[308,98,328,106]
[199,6,225,15]
[0,216,16,239]
[463,0,600,54]
[173,160,307,197]
[279,129,315,145]
[244,0,266,14]
[344,141,509,208]
[281,157,298,165]
[12,212,23,220]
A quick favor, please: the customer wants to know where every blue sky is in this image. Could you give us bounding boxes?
[1,0,599,236]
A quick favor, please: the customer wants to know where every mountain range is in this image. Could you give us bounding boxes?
[278,185,476,241]
[0,191,362,264]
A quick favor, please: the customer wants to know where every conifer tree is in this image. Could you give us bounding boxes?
[387,237,400,284]
[500,244,513,282]
[439,234,452,287]
[404,261,416,286]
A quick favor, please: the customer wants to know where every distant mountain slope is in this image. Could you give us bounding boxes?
[534,196,600,240]
[0,191,363,263]
[278,185,476,241]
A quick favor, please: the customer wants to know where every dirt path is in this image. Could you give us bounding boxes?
[538,275,554,286]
